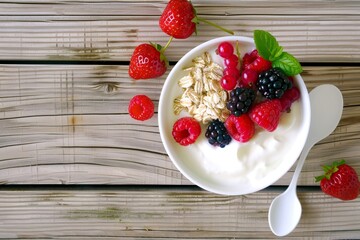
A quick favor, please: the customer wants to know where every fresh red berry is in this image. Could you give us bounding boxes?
[220,74,237,91]
[223,67,240,80]
[240,68,258,87]
[315,160,360,201]
[128,95,155,121]
[225,114,255,143]
[172,117,201,146]
[129,43,167,80]
[249,99,282,132]
[279,86,300,112]
[279,97,292,113]
[286,86,300,102]
[245,56,272,73]
[159,0,234,39]
[242,49,272,73]
[217,41,234,58]
[159,0,196,39]
[224,54,239,68]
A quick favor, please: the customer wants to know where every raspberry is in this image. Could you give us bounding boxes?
[226,87,256,116]
[257,68,292,99]
[279,86,300,112]
[128,95,154,121]
[172,117,201,146]
[205,119,232,148]
[242,50,272,73]
[225,114,255,143]
[249,99,282,132]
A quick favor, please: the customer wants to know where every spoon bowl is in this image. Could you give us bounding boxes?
[268,84,343,236]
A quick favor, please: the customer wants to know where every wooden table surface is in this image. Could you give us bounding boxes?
[0,1,359,239]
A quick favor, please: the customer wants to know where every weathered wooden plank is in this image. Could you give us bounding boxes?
[0,188,359,239]
[0,65,359,185]
[0,1,359,61]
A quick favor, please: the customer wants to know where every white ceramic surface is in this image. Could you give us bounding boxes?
[158,36,311,195]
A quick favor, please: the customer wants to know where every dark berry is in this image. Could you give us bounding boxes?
[257,68,292,99]
[205,119,232,148]
[226,87,256,116]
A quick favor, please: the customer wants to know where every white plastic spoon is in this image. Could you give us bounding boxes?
[268,84,343,237]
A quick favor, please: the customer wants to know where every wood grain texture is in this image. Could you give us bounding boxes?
[0,189,359,239]
[0,65,358,185]
[0,1,359,61]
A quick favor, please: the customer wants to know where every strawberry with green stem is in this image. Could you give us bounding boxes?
[315,160,360,200]
[159,0,234,39]
[129,37,173,80]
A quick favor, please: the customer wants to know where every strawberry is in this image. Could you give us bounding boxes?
[315,160,360,200]
[242,49,272,73]
[172,117,201,146]
[159,0,234,39]
[129,43,168,80]
[128,95,155,121]
[249,99,282,132]
[159,0,195,39]
[225,114,255,143]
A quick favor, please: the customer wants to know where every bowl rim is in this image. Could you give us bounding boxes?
[158,36,311,195]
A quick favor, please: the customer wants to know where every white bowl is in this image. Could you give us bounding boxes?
[158,36,311,195]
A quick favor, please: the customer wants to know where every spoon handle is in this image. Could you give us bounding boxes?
[288,142,313,191]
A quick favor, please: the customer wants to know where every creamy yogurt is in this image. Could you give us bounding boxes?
[192,101,302,186]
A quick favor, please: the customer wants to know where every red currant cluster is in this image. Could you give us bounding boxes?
[217,42,240,91]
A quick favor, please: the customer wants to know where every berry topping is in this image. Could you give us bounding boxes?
[172,117,201,146]
[257,68,292,99]
[242,49,272,73]
[225,114,255,143]
[223,67,240,80]
[224,54,239,69]
[205,119,232,148]
[279,86,300,112]
[226,87,256,117]
[249,99,282,132]
[217,41,234,58]
[240,68,258,87]
[128,95,155,121]
[220,74,237,91]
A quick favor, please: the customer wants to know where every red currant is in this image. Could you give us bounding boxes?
[220,74,237,91]
[223,67,240,80]
[240,69,258,87]
[224,54,239,68]
[217,41,234,58]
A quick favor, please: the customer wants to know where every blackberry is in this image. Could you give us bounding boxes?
[257,68,292,99]
[226,87,256,116]
[205,119,232,148]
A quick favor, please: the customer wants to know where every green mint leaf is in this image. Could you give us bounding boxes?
[254,30,283,61]
[272,52,303,76]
